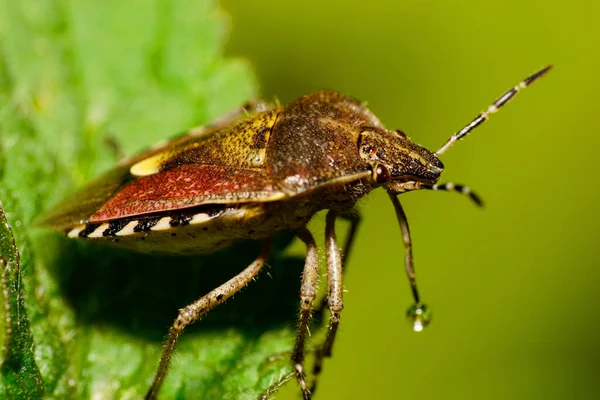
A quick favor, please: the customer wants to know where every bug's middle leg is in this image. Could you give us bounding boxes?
[308,210,359,394]
[145,239,273,400]
[292,227,320,399]
[315,209,361,313]
[306,210,344,396]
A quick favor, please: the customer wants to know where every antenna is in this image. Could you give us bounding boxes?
[435,65,552,156]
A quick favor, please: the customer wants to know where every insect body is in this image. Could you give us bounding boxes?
[37,65,551,399]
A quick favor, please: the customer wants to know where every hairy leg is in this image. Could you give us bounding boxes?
[145,239,273,400]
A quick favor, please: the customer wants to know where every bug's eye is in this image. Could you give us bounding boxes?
[373,163,390,184]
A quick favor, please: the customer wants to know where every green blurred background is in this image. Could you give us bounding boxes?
[220,1,599,399]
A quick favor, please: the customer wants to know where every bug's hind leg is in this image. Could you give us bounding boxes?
[145,239,273,400]
[290,227,320,399]
[257,371,295,400]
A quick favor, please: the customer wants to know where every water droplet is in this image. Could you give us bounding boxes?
[406,303,432,332]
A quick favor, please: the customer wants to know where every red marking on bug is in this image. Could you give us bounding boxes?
[91,165,277,221]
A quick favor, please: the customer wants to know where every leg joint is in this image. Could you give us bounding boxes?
[175,306,197,328]
[300,293,316,310]
[327,300,343,314]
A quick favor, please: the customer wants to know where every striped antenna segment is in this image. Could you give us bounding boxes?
[435,65,552,156]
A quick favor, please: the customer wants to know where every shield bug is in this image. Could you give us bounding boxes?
[37,65,551,399]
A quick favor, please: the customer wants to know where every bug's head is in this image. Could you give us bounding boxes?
[358,128,444,192]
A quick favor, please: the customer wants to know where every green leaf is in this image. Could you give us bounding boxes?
[0,1,301,398]
[0,203,44,399]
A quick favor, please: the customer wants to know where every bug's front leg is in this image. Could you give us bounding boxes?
[145,239,273,400]
[388,192,432,331]
[292,228,320,399]
[388,192,420,303]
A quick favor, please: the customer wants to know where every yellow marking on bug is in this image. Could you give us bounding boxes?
[247,149,267,166]
[227,207,257,221]
[130,153,166,176]
[116,221,140,236]
[213,110,278,169]
[189,213,212,225]
[249,114,275,152]
[151,217,173,231]
[68,225,85,238]
[88,223,110,238]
